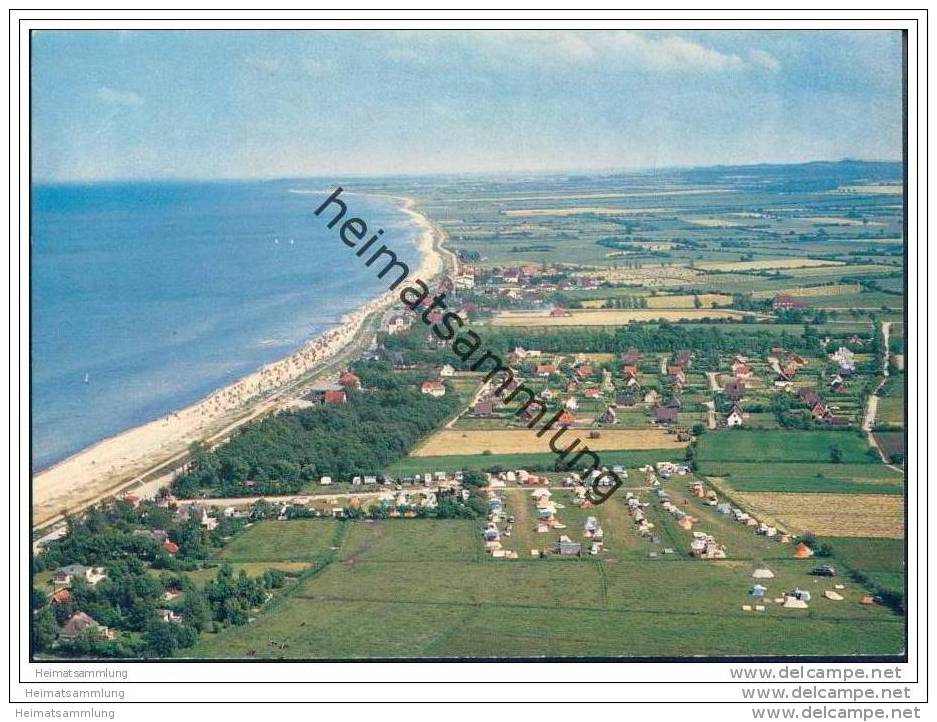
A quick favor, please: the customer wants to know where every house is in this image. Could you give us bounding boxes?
[60,612,113,641]
[439,364,456,377]
[338,370,362,389]
[324,389,347,404]
[583,387,601,399]
[304,383,347,404]
[564,396,578,411]
[421,381,446,397]
[799,388,822,408]
[49,588,72,605]
[53,564,107,588]
[723,380,746,401]
[549,307,571,317]
[725,404,744,427]
[810,402,829,420]
[731,362,753,379]
[180,504,218,530]
[158,609,183,624]
[643,390,661,405]
[472,399,494,417]
[621,348,641,365]
[576,364,593,379]
[621,365,639,380]
[773,294,806,311]
[774,370,794,389]
[535,364,557,377]
[386,315,411,335]
[668,366,687,384]
[556,410,576,427]
[830,346,856,372]
[598,406,618,424]
[654,406,679,425]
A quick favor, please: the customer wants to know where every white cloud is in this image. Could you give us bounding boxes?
[748,49,782,72]
[387,31,779,75]
[95,86,144,107]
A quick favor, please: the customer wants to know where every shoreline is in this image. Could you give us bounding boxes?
[32,195,448,532]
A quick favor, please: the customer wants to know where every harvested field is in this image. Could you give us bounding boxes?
[683,217,747,227]
[411,429,687,456]
[490,308,747,326]
[696,258,844,272]
[646,293,733,309]
[751,283,862,299]
[730,492,904,538]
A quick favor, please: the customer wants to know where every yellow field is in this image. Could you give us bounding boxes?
[646,293,733,309]
[580,299,607,308]
[835,184,903,195]
[751,283,861,299]
[696,258,844,272]
[502,207,677,217]
[683,217,746,228]
[411,429,687,456]
[805,216,885,226]
[592,266,703,287]
[731,492,904,538]
[490,308,746,326]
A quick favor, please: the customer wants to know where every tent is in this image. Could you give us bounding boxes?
[751,584,768,597]
[823,590,844,601]
[752,568,775,579]
[783,597,809,609]
[791,588,812,602]
[793,542,814,559]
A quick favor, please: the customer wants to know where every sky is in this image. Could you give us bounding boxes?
[31,30,904,182]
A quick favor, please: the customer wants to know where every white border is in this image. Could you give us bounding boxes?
[7,6,928,715]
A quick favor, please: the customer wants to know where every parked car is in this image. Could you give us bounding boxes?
[810,565,837,577]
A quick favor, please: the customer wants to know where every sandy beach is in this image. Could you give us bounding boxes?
[32,197,448,531]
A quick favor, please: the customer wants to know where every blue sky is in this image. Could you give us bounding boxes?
[31,30,904,181]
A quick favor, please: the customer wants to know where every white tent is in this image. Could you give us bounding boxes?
[823,590,844,601]
[752,568,775,579]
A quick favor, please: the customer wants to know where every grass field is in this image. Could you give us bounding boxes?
[698,462,904,496]
[188,518,904,659]
[695,430,876,465]
[216,520,341,562]
[411,429,687,456]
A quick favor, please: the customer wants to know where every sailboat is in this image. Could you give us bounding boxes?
[83,373,90,384]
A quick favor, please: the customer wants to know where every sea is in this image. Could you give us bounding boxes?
[30,180,422,471]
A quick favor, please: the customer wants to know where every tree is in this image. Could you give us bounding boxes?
[32,606,57,653]
[143,620,178,658]
[830,445,844,464]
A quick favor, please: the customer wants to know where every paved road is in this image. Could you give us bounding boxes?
[862,321,900,470]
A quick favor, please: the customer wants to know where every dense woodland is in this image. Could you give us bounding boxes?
[172,364,461,498]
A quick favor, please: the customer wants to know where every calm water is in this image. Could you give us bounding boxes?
[31,181,421,470]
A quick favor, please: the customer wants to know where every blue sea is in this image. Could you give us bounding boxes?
[31,181,422,471]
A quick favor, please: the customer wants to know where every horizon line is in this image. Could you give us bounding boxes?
[31,156,905,186]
